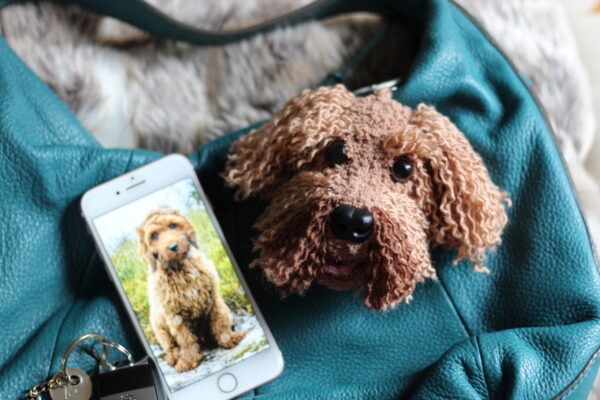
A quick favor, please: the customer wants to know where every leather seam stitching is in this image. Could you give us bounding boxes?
[474,335,491,399]
[435,275,472,337]
[553,345,600,400]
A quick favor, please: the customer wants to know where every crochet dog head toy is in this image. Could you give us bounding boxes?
[224,84,509,310]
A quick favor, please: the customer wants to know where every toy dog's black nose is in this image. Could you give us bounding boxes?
[331,204,373,243]
[168,242,179,252]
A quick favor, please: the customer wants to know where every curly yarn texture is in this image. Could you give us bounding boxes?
[224,84,509,311]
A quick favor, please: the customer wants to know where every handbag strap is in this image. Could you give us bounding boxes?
[47,0,392,45]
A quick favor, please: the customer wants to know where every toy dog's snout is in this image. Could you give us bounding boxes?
[330,204,373,243]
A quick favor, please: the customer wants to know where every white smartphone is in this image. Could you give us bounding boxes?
[81,154,284,400]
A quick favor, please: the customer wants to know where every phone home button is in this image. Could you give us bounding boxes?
[217,373,238,393]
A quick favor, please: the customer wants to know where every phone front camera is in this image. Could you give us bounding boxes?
[116,191,121,195]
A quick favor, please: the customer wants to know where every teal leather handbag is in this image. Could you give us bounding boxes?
[1,0,599,399]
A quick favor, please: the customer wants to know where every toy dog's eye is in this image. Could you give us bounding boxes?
[392,155,413,181]
[325,139,349,166]
[151,232,159,240]
[169,223,177,229]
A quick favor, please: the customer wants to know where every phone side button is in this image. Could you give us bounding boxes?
[217,373,237,393]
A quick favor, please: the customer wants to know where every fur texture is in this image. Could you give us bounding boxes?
[0,1,380,151]
[138,208,244,373]
[1,0,593,165]
[224,85,509,311]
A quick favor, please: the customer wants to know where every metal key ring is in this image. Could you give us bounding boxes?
[91,337,134,372]
[60,333,109,381]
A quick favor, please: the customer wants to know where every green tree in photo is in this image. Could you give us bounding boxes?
[111,238,155,343]
[187,208,252,314]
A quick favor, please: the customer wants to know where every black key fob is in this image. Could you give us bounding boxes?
[95,363,159,400]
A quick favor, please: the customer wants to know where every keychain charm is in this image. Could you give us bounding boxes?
[24,333,125,400]
[91,339,159,400]
[95,363,158,400]
[25,333,162,400]
[25,333,106,400]
[48,368,92,400]
[46,333,103,400]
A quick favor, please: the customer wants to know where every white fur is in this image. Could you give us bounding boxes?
[84,53,135,148]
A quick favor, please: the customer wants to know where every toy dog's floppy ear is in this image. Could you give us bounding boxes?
[223,84,355,200]
[387,105,509,267]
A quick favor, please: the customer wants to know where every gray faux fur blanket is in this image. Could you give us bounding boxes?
[0,1,382,152]
[0,0,593,164]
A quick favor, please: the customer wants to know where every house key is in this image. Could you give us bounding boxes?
[48,368,92,400]
[25,333,107,400]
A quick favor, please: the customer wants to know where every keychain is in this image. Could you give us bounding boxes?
[90,339,160,400]
[25,333,107,400]
[94,361,159,400]
[24,333,161,400]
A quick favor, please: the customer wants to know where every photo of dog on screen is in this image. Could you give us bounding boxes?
[137,207,245,373]
[93,178,269,391]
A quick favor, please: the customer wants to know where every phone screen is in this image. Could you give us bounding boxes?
[92,177,270,393]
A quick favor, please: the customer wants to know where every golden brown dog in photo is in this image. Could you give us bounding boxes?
[138,207,245,372]
[224,84,509,311]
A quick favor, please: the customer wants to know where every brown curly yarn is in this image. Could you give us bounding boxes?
[224,85,355,199]
[224,84,509,311]
[385,104,510,266]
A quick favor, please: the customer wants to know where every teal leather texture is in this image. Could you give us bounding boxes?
[0,0,599,399]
